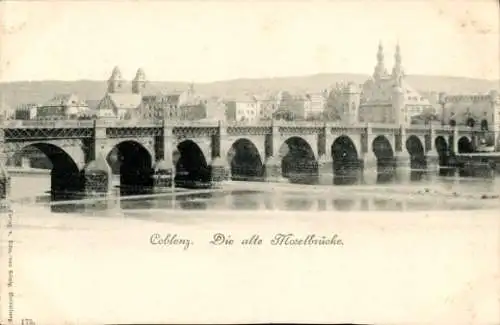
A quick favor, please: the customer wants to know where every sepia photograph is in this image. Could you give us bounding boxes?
[0,0,499,324]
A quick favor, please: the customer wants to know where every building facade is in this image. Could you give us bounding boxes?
[141,93,181,120]
[37,93,89,120]
[14,103,38,120]
[302,91,328,120]
[225,94,260,122]
[440,91,500,131]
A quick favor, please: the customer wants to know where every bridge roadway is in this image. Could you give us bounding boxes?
[0,119,495,201]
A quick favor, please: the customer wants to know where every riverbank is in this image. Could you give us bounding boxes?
[6,166,50,175]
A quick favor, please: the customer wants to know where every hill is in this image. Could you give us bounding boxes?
[0,73,498,109]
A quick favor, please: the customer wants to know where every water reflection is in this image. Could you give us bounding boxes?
[10,166,500,215]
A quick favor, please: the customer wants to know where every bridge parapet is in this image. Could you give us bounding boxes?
[171,120,220,127]
[96,119,163,128]
[225,121,271,128]
[6,120,94,129]
[273,120,326,128]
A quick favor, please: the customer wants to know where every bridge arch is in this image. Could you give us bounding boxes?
[372,135,394,172]
[405,135,426,170]
[176,139,211,187]
[228,138,264,181]
[107,140,153,195]
[280,136,318,183]
[331,135,361,184]
[434,136,448,167]
[15,143,83,200]
[457,136,474,153]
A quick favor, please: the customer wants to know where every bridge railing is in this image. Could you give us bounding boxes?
[5,119,95,128]
[225,120,277,127]
[3,119,495,135]
[170,120,220,127]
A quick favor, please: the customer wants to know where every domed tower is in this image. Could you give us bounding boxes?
[107,66,124,93]
[392,83,407,125]
[341,82,361,124]
[132,68,147,94]
[373,41,388,81]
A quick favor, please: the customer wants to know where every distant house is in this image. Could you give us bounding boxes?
[14,103,38,120]
[254,93,280,120]
[141,93,182,120]
[301,91,328,120]
[203,97,227,121]
[37,93,89,119]
[225,94,259,122]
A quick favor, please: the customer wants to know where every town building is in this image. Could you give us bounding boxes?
[200,97,227,121]
[37,93,89,120]
[225,94,259,122]
[302,90,329,120]
[141,93,182,120]
[255,93,280,120]
[440,91,500,131]
[0,95,14,120]
[14,103,38,120]
[142,85,226,121]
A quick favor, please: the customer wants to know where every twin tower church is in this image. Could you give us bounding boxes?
[356,42,437,125]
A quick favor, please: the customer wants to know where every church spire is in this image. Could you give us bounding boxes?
[392,41,404,82]
[373,40,388,79]
[377,40,384,63]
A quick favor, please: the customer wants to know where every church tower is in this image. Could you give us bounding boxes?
[373,41,388,80]
[132,68,147,94]
[392,83,407,125]
[107,66,124,93]
[392,42,405,85]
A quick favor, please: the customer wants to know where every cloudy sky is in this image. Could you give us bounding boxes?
[1,0,498,82]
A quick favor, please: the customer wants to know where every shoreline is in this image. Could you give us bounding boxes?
[6,167,50,175]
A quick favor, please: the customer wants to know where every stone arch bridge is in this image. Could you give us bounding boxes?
[0,119,493,200]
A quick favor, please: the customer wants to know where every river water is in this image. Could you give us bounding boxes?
[8,168,500,215]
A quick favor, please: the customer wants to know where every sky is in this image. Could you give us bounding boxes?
[0,0,499,82]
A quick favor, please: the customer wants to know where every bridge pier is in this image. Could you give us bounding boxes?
[361,151,378,184]
[83,153,112,197]
[152,160,174,192]
[264,156,285,182]
[317,154,333,182]
[210,157,230,184]
[317,155,332,171]
[394,151,411,182]
[425,151,440,172]
[0,163,10,203]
